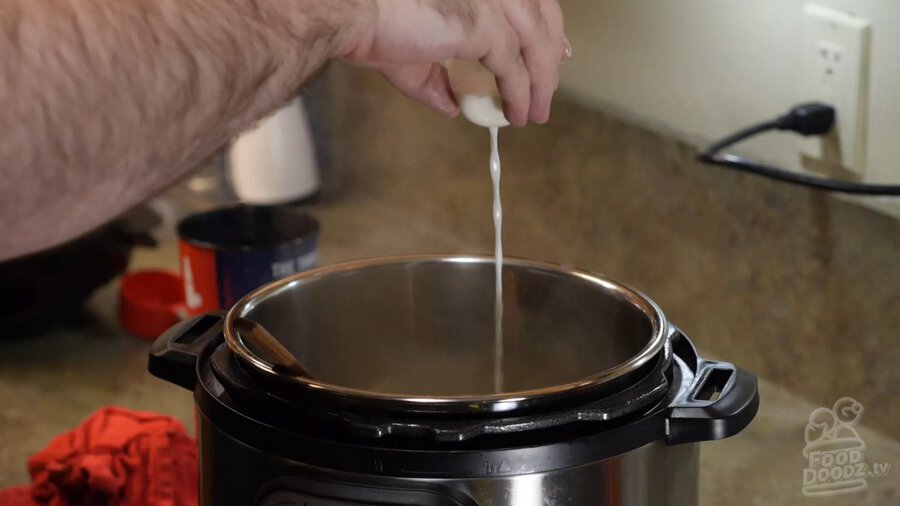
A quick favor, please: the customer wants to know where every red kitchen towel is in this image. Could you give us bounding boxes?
[0,406,197,506]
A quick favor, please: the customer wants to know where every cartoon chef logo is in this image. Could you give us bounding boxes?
[802,397,867,497]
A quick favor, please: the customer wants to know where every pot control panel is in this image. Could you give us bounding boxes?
[257,477,476,506]
[259,490,468,506]
[260,492,355,506]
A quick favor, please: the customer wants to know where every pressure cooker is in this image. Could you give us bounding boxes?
[149,255,758,505]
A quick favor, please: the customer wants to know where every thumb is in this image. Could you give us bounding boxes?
[381,63,459,117]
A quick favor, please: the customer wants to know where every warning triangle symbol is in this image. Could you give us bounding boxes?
[497,459,512,473]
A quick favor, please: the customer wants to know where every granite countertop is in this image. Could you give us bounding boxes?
[0,197,896,505]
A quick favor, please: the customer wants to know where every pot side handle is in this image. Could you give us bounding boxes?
[666,358,760,446]
[148,311,226,390]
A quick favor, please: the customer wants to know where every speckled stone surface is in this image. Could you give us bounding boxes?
[1,64,898,505]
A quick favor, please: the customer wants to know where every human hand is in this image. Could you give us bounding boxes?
[339,0,570,126]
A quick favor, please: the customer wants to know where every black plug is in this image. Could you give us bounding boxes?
[775,102,836,136]
[699,101,900,195]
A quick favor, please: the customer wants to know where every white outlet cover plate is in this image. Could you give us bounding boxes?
[799,4,871,176]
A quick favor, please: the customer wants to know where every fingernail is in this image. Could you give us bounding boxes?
[440,101,458,117]
[437,92,459,116]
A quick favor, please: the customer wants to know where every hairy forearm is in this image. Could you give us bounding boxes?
[0,0,361,260]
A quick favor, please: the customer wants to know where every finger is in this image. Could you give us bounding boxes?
[489,53,531,127]
[538,1,569,61]
[539,0,566,49]
[522,37,558,123]
[382,63,460,117]
[539,0,568,96]
[524,48,557,124]
[505,0,561,124]
[480,29,530,127]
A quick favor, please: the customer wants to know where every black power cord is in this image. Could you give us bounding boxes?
[698,103,900,196]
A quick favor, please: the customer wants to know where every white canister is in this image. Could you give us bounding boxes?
[228,98,321,205]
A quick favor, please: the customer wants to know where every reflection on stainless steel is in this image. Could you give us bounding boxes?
[224,255,667,411]
[199,405,700,506]
[447,442,699,506]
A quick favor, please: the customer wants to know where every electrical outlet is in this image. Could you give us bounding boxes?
[799,5,871,177]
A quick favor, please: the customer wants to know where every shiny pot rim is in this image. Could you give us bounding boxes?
[223,255,670,414]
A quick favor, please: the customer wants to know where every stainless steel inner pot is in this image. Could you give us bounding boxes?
[225,255,668,410]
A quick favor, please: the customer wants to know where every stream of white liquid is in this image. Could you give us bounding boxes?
[489,126,504,394]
